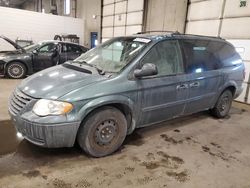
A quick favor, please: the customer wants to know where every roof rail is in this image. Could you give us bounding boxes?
[172,33,223,40]
[136,30,181,35]
[136,31,224,40]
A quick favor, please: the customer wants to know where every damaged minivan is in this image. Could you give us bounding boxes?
[8,32,245,157]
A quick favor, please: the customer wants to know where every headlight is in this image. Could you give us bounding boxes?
[33,99,73,116]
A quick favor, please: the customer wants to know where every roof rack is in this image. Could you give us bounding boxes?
[171,33,223,39]
[136,31,223,39]
[136,30,181,35]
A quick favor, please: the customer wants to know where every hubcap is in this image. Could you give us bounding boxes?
[8,64,24,78]
[95,120,117,146]
[219,95,229,112]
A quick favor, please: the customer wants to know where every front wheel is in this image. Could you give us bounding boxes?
[77,107,127,157]
[211,90,233,118]
[6,62,27,79]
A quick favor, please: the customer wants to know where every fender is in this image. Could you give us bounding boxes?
[210,80,237,108]
[77,95,138,134]
[219,80,237,96]
[78,95,137,122]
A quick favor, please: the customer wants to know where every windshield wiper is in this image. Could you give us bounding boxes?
[74,60,105,75]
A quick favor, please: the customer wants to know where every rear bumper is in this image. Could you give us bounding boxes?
[9,111,81,148]
[234,85,244,99]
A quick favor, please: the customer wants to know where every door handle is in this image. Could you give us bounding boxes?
[176,84,189,90]
[190,82,200,88]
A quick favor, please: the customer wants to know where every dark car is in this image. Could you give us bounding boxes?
[9,32,245,157]
[0,36,88,78]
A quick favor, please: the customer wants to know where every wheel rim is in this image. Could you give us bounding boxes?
[8,64,24,78]
[95,120,117,146]
[219,94,230,113]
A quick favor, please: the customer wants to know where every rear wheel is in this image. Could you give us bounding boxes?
[6,62,26,79]
[77,107,127,157]
[211,90,233,118]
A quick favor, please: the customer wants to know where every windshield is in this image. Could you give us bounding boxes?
[74,37,150,73]
[24,43,41,52]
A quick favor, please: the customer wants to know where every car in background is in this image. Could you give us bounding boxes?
[0,36,88,79]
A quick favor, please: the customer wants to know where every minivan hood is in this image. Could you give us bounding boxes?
[18,65,107,99]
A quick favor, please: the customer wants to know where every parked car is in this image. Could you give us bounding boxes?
[0,35,88,78]
[8,32,245,157]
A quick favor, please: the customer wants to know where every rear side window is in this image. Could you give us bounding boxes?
[62,44,83,53]
[182,39,221,73]
[215,42,241,67]
[81,47,88,53]
[182,39,241,74]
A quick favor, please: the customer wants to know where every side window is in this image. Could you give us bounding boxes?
[38,43,57,53]
[215,42,241,67]
[141,40,184,76]
[81,47,88,53]
[182,39,221,73]
[62,44,83,53]
[69,44,82,53]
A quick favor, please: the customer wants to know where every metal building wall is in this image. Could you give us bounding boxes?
[101,0,144,42]
[186,0,250,104]
[145,0,188,33]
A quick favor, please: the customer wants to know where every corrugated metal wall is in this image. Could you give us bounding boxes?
[186,0,250,104]
[101,0,188,41]
[145,0,188,33]
[101,0,144,42]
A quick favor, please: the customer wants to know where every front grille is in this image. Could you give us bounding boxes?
[9,89,33,115]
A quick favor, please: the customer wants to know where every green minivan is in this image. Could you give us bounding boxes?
[9,32,245,157]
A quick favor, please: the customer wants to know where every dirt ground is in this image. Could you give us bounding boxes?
[0,78,250,188]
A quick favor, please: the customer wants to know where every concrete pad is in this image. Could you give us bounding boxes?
[0,77,22,121]
[0,78,250,187]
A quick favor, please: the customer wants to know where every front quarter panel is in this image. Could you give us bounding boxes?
[3,53,33,74]
[76,95,137,122]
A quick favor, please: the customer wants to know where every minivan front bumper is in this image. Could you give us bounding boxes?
[8,88,81,148]
[9,111,81,148]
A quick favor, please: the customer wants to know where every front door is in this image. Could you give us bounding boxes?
[137,40,189,126]
[32,43,59,72]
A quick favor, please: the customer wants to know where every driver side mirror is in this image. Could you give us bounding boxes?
[32,49,38,54]
[134,63,158,78]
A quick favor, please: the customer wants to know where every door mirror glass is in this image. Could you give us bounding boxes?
[32,49,38,54]
[134,63,158,78]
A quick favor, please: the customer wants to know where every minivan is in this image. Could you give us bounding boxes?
[8,32,245,157]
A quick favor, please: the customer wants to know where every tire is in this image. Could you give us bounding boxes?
[211,90,233,118]
[77,107,127,157]
[6,62,27,79]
